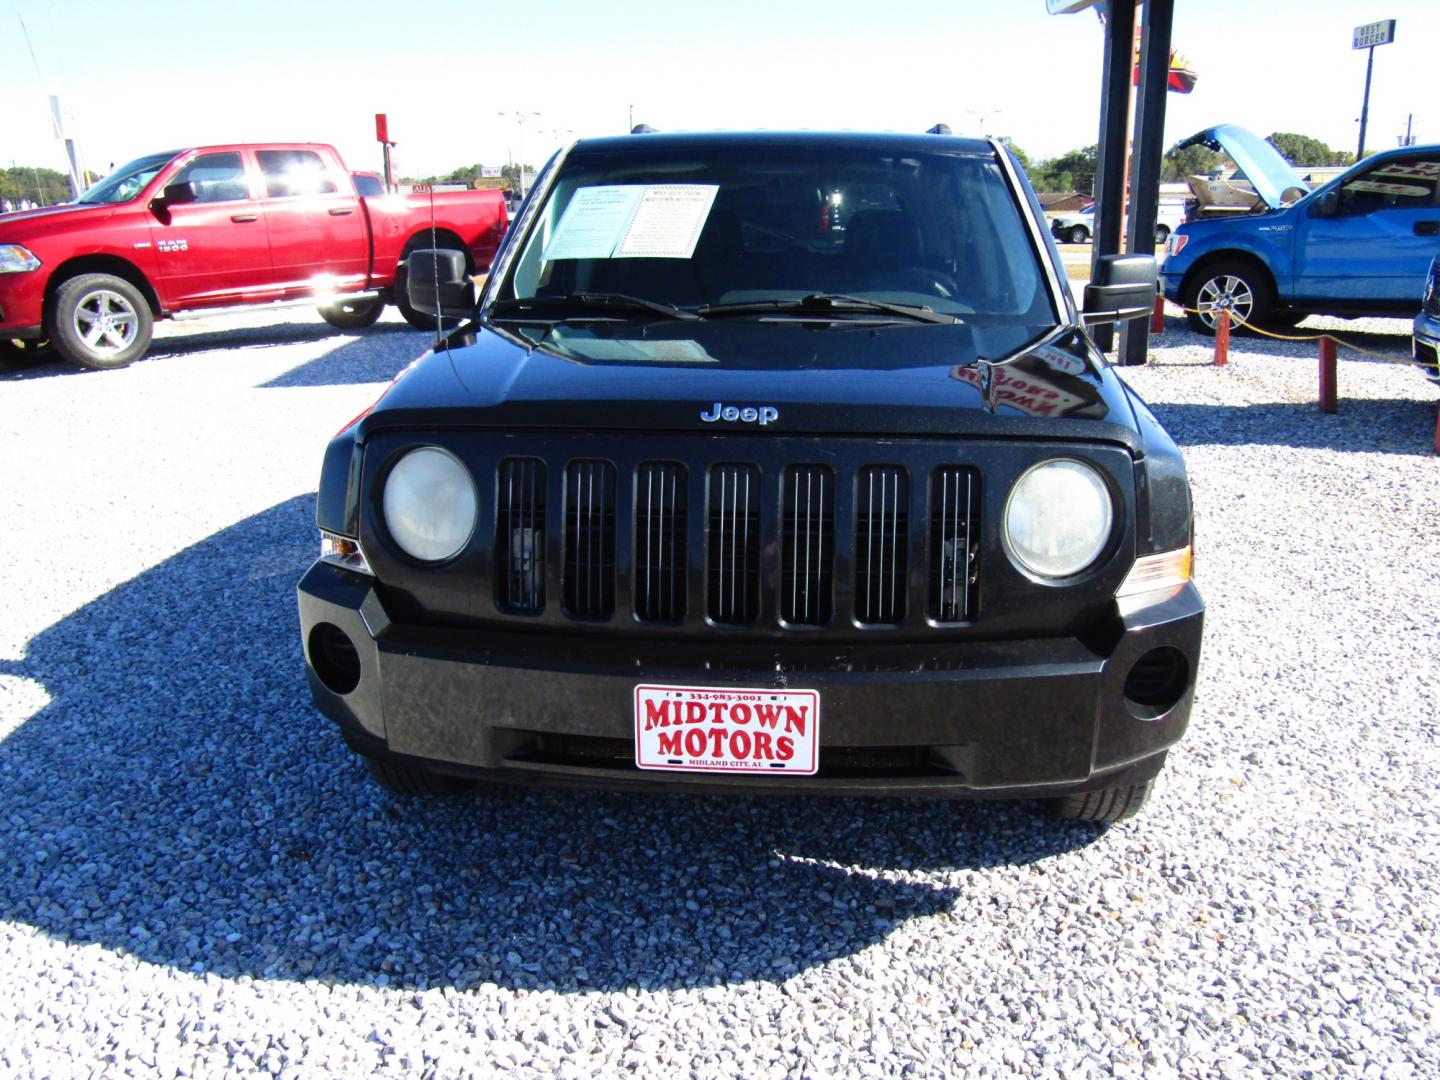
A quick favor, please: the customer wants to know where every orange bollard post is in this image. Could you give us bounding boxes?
[1319,336,1337,414]
[1150,296,1165,335]
[1214,309,1230,366]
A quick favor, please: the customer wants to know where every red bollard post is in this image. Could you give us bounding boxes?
[1150,296,1165,335]
[1319,336,1338,414]
[1214,309,1230,366]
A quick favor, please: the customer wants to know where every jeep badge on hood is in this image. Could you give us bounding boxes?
[700,403,779,425]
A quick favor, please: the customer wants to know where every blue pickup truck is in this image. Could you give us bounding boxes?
[1160,125,1440,334]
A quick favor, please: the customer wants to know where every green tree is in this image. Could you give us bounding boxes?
[1160,142,1225,183]
[1266,132,1353,167]
[1,165,72,206]
[1030,145,1098,195]
[442,163,487,185]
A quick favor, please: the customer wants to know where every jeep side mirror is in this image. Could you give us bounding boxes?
[159,181,198,207]
[406,248,475,320]
[1310,190,1339,219]
[1081,254,1157,326]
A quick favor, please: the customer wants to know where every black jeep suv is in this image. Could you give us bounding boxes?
[297,131,1203,821]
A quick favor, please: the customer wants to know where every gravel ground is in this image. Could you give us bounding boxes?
[1,306,1438,1077]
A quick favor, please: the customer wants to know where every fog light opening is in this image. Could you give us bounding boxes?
[1123,646,1190,720]
[309,622,361,695]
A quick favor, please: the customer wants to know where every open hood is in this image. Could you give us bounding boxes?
[1176,124,1311,210]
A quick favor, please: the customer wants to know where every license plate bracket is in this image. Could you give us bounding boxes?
[633,684,820,775]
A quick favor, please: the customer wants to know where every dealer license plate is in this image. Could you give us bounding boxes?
[633,684,820,775]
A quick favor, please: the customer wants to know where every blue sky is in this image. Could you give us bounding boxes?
[3,0,1436,182]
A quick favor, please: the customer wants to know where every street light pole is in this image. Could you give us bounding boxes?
[498,110,542,197]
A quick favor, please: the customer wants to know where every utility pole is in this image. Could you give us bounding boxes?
[1352,19,1396,159]
[498,111,541,197]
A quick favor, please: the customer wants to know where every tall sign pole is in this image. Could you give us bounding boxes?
[375,113,396,192]
[1352,19,1396,160]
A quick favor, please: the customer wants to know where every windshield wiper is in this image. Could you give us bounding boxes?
[489,292,699,322]
[697,293,960,325]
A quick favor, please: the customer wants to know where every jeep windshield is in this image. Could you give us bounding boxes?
[492,136,1059,352]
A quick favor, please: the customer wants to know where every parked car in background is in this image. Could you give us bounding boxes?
[297,129,1203,822]
[1050,205,1096,244]
[1050,202,1185,245]
[1161,124,1440,334]
[0,143,509,369]
[1414,255,1440,384]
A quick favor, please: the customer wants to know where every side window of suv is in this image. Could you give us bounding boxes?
[1337,158,1440,215]
[171,152,249,203]
[257,150,339,198]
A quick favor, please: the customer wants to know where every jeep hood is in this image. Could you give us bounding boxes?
[357,319,1144,451]
[1177,124,1310,210]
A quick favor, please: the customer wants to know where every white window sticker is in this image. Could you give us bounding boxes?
[540,185,645,261]
[614,185,720,259]
[539,184,719,262]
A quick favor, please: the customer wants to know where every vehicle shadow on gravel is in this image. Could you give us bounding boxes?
[0,497,1101,995]
[258,327,432,389]
[1,322,426,382]
[1146,396,1439,456]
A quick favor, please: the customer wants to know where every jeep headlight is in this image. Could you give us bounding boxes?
[1003,459,1114,579]
[382,446,477,562]
[0,244,42,273]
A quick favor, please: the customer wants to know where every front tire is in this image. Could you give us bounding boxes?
[50,273,153,370]
[1068,225,1089,245]
[318,296,385,330]
[1183,260,1274,335]
[1050,779,1154,822]
[1154,224,1171,244]
[363,753,476,796]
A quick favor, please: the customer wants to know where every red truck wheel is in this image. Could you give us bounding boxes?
[49,273,153,370]
[318,296,385,330]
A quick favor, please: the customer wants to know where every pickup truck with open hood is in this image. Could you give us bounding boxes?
[1160,124,1440,334]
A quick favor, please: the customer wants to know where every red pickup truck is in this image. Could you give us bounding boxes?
[0,143,508,369]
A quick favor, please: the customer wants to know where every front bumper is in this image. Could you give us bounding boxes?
[1159,269,1185,305]
[1414,312,1440,385]
[298,563,1204,798]
[0,271,47,337]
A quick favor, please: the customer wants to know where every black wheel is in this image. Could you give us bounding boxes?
[49,273,153,369]
[363,753,476,796]
[1050,779,1154,822]
[394,257,470,334]
[318,296,385,330]
[1183,260,1274,335]
[1154,224,1171,244]
[1068,225,1089,245]
[1,337,54,369]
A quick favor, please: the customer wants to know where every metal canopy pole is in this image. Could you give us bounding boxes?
[1119,0,1175,366]
[1089,0,1137,353]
